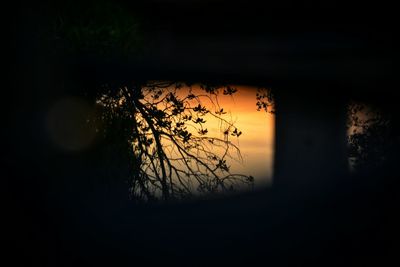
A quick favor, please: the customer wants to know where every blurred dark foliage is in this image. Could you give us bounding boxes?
[348,103,398,173]
[46,0,144,58]
[7,0,397,266]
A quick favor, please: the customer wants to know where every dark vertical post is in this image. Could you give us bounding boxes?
[274,84,348,195]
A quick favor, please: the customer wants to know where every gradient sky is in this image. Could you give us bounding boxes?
[176,85,275,187]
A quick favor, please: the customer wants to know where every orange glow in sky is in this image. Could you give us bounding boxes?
[176,84,275,187]
[212,85,274,186]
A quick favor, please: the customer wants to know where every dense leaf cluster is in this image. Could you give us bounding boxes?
[96,82,254,201]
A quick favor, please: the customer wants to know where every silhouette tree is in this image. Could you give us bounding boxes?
[347,102,396,173]
[95,81,255,201]
[256,87,275,113]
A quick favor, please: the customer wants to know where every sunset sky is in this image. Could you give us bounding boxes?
[175,85,275,187]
